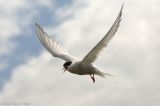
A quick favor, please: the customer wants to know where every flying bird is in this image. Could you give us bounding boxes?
[36,4,123,83]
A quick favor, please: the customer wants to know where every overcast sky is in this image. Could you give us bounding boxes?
[0,0,160,106]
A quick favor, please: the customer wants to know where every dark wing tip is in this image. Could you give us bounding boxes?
[120,2,124,15]
[121,2,124,9]
[35,22,39,26]
[35,22,41,30]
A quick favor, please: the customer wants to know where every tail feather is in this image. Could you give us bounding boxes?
[93,66,121,79]
[95,68,124,79]
[96,71,113,78]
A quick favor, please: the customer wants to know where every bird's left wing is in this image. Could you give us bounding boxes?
[82,4,123,64]
[36,23,77,62]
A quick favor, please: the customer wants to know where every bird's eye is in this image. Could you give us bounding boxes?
[63,61,72,67]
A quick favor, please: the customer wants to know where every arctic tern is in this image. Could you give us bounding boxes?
[36,4,123,83]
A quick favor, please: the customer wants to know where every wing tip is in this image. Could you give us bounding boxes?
[120,2,124,15]
[122,2,124,8]
[35,22,41,30]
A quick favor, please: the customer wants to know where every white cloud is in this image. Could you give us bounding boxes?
[0,0,54,75]
[0,0,160,106]
[0,0,53,55]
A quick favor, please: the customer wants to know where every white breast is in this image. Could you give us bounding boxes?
[67,62,96,75]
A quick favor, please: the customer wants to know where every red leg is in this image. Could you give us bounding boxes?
[92,74,95,83]
[90,74,95,83]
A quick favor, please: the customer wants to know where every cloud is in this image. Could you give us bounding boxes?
[0,0,55,80]
[0,0,53,55]
[0,0,160,106]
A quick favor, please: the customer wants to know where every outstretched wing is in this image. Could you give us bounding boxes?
[82,4,123,64]
[36,23,77,62]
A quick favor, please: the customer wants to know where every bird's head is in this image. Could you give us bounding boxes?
[63,61,72,72]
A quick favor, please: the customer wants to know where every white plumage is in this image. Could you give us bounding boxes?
[36,24,77,62]
[36,4,123,83]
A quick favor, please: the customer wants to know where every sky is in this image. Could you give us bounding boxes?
[0,0,160,106]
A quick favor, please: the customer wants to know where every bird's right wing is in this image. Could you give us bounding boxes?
[82,4,123,64]
[36,23,77,62]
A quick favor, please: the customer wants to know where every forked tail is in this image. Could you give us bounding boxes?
[95,69,121,79]
[95,70,113,78]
